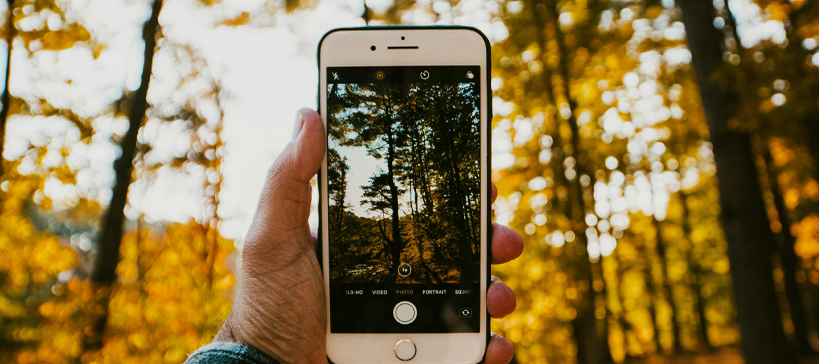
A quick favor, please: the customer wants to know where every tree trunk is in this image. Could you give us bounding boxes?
[386,119,402,282]
[0,0,15,175]
[678,2,794,362]
[679,191,714,351]
[653,218,682,353]
[779,4,819,344]
[205,124,224,290]
[361,0,371,24]
[642,251,664,353]
[441,110,476,281]
[534,0,599,359]
[803,112,819,192]
[85,0,163,350]
[780,5,819,186]
[543,1,613,361]
[762,143,816,355]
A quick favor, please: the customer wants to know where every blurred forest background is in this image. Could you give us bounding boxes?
[327,82,482,285]
[0,0,818,363]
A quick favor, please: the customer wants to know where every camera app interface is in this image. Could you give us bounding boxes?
[327,66,481,333]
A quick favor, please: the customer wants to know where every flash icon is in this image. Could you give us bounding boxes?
[332,72,339,80]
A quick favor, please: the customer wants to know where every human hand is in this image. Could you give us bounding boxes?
[214,108,524,364]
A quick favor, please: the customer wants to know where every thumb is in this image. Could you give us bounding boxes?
[246,108,325,250]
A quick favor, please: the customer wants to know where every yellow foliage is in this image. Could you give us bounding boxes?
[218,12,251,27]
[765,3,788,22]
[793,215,819,259]
[769,138,794,167]
[0,163,235,363]
[804,180,819,200]
[18,221,236,364]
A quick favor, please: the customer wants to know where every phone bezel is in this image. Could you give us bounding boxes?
[318,26,492,364]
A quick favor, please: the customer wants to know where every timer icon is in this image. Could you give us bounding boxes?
[420,70,430,80]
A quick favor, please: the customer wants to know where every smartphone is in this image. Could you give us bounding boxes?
[318,27,491,363]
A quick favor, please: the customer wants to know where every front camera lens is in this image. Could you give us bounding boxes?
[371,45,376,51]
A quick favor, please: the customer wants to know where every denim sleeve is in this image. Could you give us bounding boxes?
[185,342,280,364]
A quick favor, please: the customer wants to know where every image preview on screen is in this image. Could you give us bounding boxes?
[326,66,482,333]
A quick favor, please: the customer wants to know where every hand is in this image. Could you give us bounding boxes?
[215,108,524,364]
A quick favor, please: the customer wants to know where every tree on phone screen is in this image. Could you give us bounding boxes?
[327,80,481,285]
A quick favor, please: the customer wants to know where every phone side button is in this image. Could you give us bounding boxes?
[394,339,416,361]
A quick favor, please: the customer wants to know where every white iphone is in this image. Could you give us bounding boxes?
[318,27,491,363]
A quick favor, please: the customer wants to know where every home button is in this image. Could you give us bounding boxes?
[394,339,416,361]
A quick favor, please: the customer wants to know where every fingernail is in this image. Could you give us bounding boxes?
[292,110,305,141]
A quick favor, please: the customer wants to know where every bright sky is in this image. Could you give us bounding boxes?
[2,0,801,251]
[3,0,510,241]
[333,144,382,218]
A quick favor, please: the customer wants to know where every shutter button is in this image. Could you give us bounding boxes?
[394,339,416,361]
[393,301,417,324]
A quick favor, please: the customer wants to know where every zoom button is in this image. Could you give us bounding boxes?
[398,263,412,277]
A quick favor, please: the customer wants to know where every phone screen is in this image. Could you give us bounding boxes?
[326,66,482,334]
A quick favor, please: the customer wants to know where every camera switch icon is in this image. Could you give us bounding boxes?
[459,307,472,318]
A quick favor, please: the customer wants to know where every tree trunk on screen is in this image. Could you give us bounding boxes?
[385,116,402,282]
[762,143,816,355]
[84,0,163,350]
[678,1,795,363]
[0,0,15,175]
